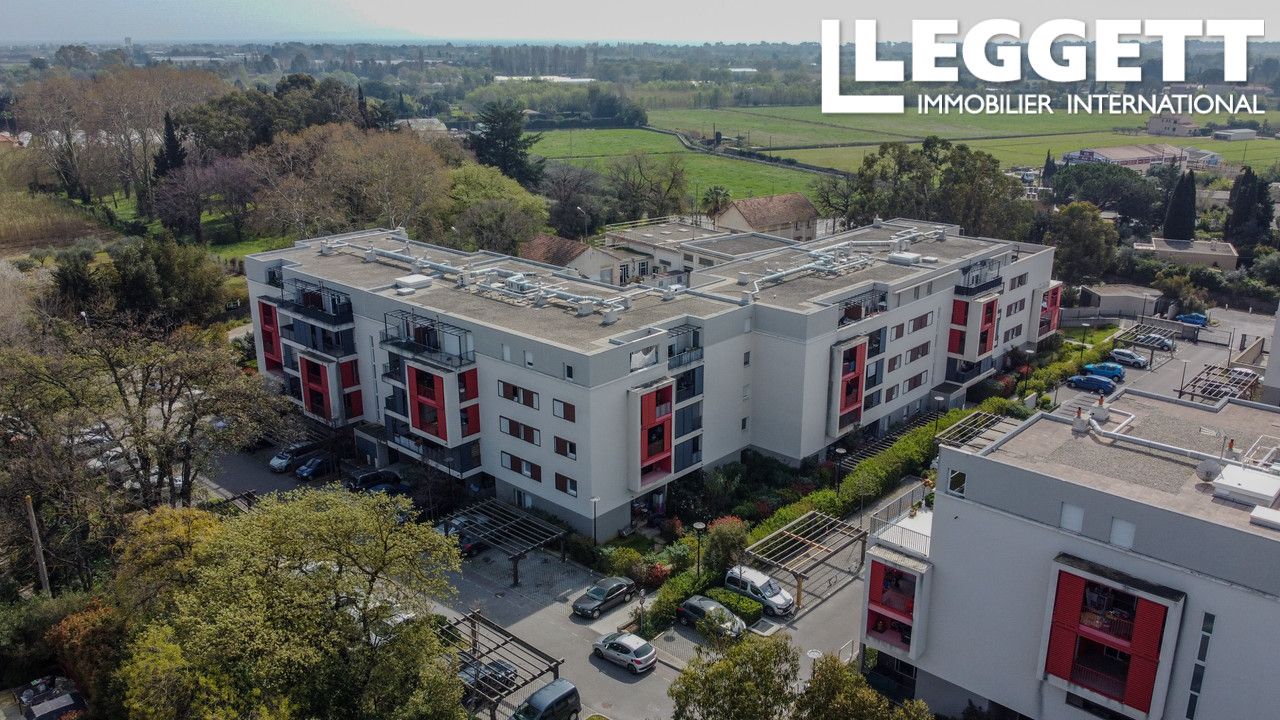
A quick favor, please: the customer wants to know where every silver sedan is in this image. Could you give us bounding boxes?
[592,631,657,674]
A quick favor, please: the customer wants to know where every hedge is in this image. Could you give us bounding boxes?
[705,587,764,626]
[648,567,717,629]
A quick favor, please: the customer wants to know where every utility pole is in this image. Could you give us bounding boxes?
[25,495,51,596]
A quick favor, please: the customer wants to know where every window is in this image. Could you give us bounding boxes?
[564,364,575,380]
[683,253,693,262]
[498,381,538,409]
[553,399,576,422]
[907,342,930,363]
[885,385,899,402]
[1066,693,1131,720]
[743,351,751,366]
[887,354,901,372]
[891,324,905,340]
[904,371,927,391]
[1201,612,1215,634]
[554,473,578,497]
[502,344,511,362]
[909,312,932,332]
[499,416,540,445]
[948,470,967,495]
[629,345,659,371]
[524,350,534,368]
[1110,518,1135,548]
[1010,272,1028,290]
[742,384,751,400]
[1003,325,1024,343]
[741,417,749,431]
[1060,503,1084,533]
[699,258,714,267]
[500,452,541,481]
[638,260,649,276]
[1005,298,1026,317]
[554,436,577,460]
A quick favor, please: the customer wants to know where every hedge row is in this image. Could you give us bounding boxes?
[1022,340,1117,397]
[705,587,764,626]
[649,567,718,629]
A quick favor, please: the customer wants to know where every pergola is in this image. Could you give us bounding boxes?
[440,611,564,720]
[936,412,1023,453]
[1112,324,1179,365]
[1178,364,1259,404]
[743,510,867,610]
[436,499,568,586]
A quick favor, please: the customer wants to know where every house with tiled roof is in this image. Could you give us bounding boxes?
[519,232,629,284]
[714,192,819,242]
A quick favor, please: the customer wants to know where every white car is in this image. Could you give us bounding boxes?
[1135,333,1175,351]
[1226,368,1260,384]
[592,632,657,674]
[1110,349,1148,368]
[725,565,794,616]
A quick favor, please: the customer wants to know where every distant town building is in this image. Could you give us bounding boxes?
[1196,189,1232,211]
[1063,144,1220,170]
[1132,237,1239,270]
[713,193,819,242]
[1146,113,1198,137]
[394,118,448,137]
[1078,284,1165,318]
[1213,128,1258,142]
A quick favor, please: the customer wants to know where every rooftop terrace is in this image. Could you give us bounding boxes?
[988,392,1280,538]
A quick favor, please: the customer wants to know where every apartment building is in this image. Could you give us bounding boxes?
[245,220,1059,539]
[862,390,1280,720]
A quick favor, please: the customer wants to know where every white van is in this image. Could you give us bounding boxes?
[725,565,794,616]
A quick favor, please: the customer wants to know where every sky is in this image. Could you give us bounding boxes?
[1,0,1276,45]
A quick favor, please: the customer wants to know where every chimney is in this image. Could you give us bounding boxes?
[1072,406,1090,434]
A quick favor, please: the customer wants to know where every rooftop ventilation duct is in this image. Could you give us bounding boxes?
[886,252,923,266]
[601,308,619,325]
[921,256,940,263]
[1089,395,1110,424]
[363,248,376,263]
[319,241,335,256]
[395,274,433,290]
[395,287,416,296]
[576,301,594,317]
[740,291,754,306]
[737,272,751,286]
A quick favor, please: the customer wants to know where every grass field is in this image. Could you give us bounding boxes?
[534,128,817,200]
[0,149,104,257]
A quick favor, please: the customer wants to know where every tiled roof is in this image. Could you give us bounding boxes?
[720,193,817,228]
[519,233,592,266]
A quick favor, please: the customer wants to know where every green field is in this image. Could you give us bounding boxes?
[533,128,817,200]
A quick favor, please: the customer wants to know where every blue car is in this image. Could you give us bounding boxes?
[1176,312,1208,327]
[1067,374,1116,394]
[1083,362,1126,381]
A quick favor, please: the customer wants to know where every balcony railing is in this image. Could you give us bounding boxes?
[379,332,476,370]
[668,346,704,370]
[955,275,1003,297]
[381,363,404,383]
[1080,610,1134,642]
[870,483,932,556]
[654,402,673,418]
[1071,662,1127,701]
[277,297,354,325]
[383,395,408,416]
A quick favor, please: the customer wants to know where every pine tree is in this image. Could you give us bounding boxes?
[153,111,186,180]
[1224,166,1277,257]
[1162,170,1196,240]
[1041,151,1058,185]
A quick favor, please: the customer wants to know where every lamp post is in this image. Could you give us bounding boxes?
[576,206,588,241]
[589,496,600,545]
[1078,322,1090,365]
[833,447,847,487]
[693,521,707,579]
[1179,360,1189,399]
[932,395,946,437]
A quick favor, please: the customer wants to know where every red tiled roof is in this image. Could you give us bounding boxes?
[519,233,591,266]
[720,193,817,228]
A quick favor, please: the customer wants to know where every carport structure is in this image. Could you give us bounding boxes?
[1178,364,1260,404]
[440,611,564,720]
[437,499,568,586]
[743,510,866,610]
[1112,324,1179,365]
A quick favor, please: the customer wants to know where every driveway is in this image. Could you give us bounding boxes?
[446,548,679,720]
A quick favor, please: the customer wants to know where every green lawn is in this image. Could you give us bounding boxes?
[212,235,293,260]
[535,128,818,201]
[1064,323,1118,346]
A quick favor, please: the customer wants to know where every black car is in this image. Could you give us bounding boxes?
[435,514,494,557]
[346,469,402,492]
[572,576,636,619]
[364,482,413,497]
[458,651,518,710]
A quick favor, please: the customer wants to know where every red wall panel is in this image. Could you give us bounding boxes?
[1052,572,1087,625]
[869,561,885,605]
[1045,624,1078,680]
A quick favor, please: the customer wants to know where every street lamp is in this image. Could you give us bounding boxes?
[576,206,588,241]
[931,395,946,437]
[589,496,601,545]
[692,521,707,579]
[1179,360,1189,399]
[1078,322,1091,365]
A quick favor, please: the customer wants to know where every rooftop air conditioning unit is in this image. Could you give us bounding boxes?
[395,274,433,290]
[886,252,923,266]
[601,309,619,325]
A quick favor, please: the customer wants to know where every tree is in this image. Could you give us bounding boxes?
[701,185,732,218]
[606,153,688,220]
[668,633,799,720]
[290,52,312,74]
[153,111,187,180]
[1041,151,1058,185]
[1162,170,1197,240]
[1044,202,1118,285]
[795,654,910,720]
[1050,162,1161,224]
[106,236,228,324]
[703,516,748,574]
[117,490,466,720]
[207,156,259,241]
[1223,166,1276,258]
[454,198,542,255]
[469,99,544,187]
[113,508,223,620]
[810,173,859,230]
[154,164,212,240]
[445,163,548,233]
[541,162,614,239]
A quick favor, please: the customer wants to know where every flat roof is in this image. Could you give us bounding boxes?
[1134,237,1237,256]
[684,232,793,257]
[605,220,725,247]
[692,219,1029,310]
[255,231,735,353]
[989,392,1280,539]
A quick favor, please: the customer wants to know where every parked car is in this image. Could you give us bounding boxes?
[346,468,402,492]
[1066,374,1116,394]
[1176,312,1209,327]
[295,453,337,481]
[572,576,636,619]
[677,595,746,638]
[1134,333,1175,351]
[509,679,581,720]
[592,631,657,674]
[269,441,323,472]
[1226,367,1260,384]
[724,565,794,616]
[1083,362,1126,381]
[458,650,519,710]
[1110,348,1149,368]
[364,481,413,497]
[436,514,494,556]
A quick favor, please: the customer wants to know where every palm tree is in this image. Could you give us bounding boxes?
[701,185,732,220]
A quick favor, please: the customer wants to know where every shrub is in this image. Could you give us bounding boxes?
[660,517,684,543]
[704,516,749,573]
[564,533,601,569]
[609,547,645,580]
[706,587,764,626]
[649,568,716,628]
[644,562,672,590]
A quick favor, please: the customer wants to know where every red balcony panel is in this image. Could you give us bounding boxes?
[258,300,282,367]
[1045,624,1079,680]
[407,366,448,441]
[951,299,969,326]
[641,418,672,463]
[339,359,359,389]
[1053,572,1087,625]
[1130,599,1167,659]
[459,368,479,402]
[1123,656,1158,713]
[461,404,480,437]
[343,389,363,419]
[642,386,674,425]
[948,329,965,354]
[866,609,911,652]
[869,561,886,605]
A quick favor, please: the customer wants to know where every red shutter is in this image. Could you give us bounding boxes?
[951,299,968,325]
[1123,656,1159,712]
[1045,624,1078,680]
[1130,599,1167,659]
[555,474,568,492]
[869,561,885,605]
[1052,572,1087,626]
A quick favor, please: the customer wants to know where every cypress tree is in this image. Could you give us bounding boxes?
[1162,170,1196,240]
[153,111,185,179]
[1041,151,1057,185]
[357,84,368,128]
[1224,166,1276,257]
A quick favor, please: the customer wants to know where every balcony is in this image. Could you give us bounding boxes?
[668,346,704,370]
[383,394,408,417]
[1080,610,1134,643]
[381,310,475,371]
[379,332,475,371]
[870,484,932,557]
[866,610,911,652]
[654,402,673,419]
[1071,661,1128,702]
[277,296,353,326]
[955,275,1003,297]
[381,362,404,384]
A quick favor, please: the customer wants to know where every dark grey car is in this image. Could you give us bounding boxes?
[572,576,636,619]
